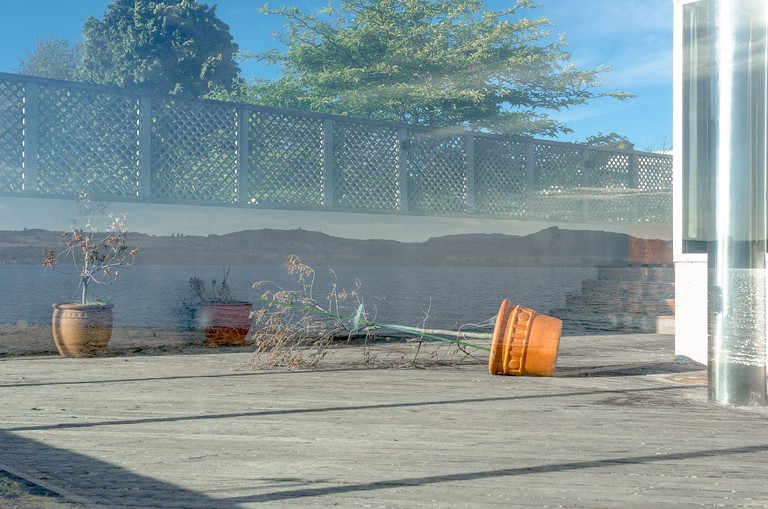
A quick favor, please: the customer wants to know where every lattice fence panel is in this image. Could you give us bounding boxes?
[587,150,630,188]
[0,81,25,192]
[585,150,633,222]
[248,111,324,208]
[532,144,584,221]
[636,154,673,222]
[151,99,239,203]
[333,121,400,211]
[407,133,467,214]
[37,86,140,198]
[474,138,528,216]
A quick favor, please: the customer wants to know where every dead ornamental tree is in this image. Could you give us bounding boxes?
[43,203,138,357]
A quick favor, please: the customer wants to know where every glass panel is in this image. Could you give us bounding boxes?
[682,0,710,253]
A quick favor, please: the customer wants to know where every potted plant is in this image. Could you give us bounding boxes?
[188,269,253,346]
[42,212,138,357]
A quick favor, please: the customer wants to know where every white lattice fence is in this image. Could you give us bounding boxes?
[332,122,400,212]
[474,137,529,217]
[0,81,25,192]
[407,133,468,214]
[0,72,673,224]
[532,143,584,221]
[36,85,142,198]
[637,154,673,223]
[248,111,325,208]
[151,98,239,203]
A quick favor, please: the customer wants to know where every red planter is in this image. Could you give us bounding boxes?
[196,302,253,346]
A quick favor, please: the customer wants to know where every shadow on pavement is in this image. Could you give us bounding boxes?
[555,361,704,378]
[6,385,697,434]
[0,431,237,508]
[225,443,768,505]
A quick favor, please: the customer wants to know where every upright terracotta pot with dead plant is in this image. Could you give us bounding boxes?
[43,203,138,358]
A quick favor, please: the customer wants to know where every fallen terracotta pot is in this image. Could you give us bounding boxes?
[489,299,562,376]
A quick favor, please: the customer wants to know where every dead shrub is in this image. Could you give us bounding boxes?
[244,255,490,371]
[246,255,370,370]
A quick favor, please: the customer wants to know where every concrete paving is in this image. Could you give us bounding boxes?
[1,334,767,508]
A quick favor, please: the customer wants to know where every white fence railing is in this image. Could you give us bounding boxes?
[0,72,672,223]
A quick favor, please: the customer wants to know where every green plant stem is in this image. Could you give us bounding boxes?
[254,297,491,352]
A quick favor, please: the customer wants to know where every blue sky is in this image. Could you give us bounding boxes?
[0,0,673,150]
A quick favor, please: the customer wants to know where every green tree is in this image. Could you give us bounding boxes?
[229,0,631,136]
[81,0,241,96]
[583,132,635,151]
[17,35,83,81]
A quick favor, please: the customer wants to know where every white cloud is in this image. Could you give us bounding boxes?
[541,0,672,38]
[532,0,674,91]
[602,48,673,89]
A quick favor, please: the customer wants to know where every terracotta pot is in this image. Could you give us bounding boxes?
[51,302,114,358]
[196,302,253,346]
[489,299,562,376]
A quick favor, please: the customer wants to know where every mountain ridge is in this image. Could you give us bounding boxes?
[0,226,667,267]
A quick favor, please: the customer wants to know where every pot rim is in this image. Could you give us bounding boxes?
[52,302,115,310]
[197,301,253,307]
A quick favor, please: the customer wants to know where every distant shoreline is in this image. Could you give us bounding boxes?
[0,226,670,267]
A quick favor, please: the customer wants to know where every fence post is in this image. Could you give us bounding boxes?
[23,82,39,193]
[138,96,152,200]
[238,108,250,205]
[322,119,334,209]
[580,148,591,221]
[628,153,640,221]
[465,135,475,214]
[398,128,409,213]
[525,142,536,219]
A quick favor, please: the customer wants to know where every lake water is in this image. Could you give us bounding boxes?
[1,265,597,331]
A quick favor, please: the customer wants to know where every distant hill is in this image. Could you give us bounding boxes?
[0,226,666,267]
